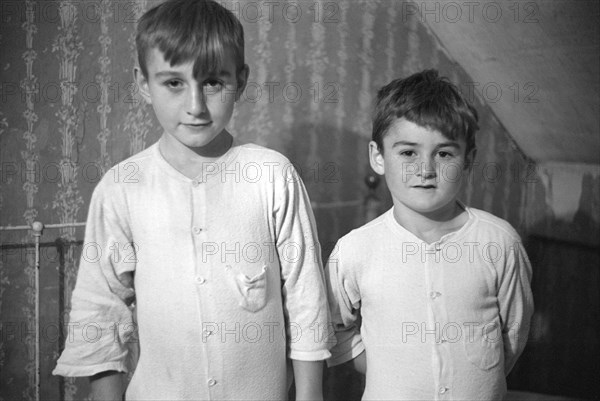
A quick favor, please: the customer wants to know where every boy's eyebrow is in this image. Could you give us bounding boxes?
[153,70,233,79]
[153,70,184,78]
[391,140,418,148]
[390,140,461,148]
[204,69,233,79]
[435,141,461,149]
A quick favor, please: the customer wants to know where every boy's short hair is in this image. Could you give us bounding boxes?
[136,0,245,78]
[372,69,479,154]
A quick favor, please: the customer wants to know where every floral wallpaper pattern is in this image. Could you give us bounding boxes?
[1,1,598,400]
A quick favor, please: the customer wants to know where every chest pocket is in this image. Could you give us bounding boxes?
[463,318,504,370]
[226,264,269,312]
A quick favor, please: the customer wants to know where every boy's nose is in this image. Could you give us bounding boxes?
[418,159,437,180]
[186,87,208,116]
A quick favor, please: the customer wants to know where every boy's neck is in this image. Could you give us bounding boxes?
[159,130,233,179]
[392,201,468,244]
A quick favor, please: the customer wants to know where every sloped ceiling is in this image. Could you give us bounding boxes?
[420,0,599,164]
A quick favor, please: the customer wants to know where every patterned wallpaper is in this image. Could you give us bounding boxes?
[1,1,598,400]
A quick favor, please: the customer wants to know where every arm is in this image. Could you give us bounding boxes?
[90,371,124,401]
[331,349,366,376]
[498,240,534,375]
[292,360,324,401]
[324,244,365,368]
[350,350,366,375]
[275,163,332,361]
[53,179,136,380]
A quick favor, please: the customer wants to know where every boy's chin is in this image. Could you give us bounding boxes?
[183,138,217,149]
[167,131,221,148]
[178,131,233,156]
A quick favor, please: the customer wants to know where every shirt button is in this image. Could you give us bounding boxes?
[430,291,441,299]
[439,387,448,394]
[193,226,203,234]
[196,276,206,284]
[207,378,217,386]
[192,180,200,187]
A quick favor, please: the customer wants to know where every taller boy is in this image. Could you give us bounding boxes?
[53,1,332,400]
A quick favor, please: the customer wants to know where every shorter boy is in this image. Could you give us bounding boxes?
[326,70,534,400]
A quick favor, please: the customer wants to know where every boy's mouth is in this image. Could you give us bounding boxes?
[184,121,212,127]
[413,184,436,189]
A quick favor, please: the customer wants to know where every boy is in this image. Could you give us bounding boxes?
[326,70,534,400]
[53,1,332,399]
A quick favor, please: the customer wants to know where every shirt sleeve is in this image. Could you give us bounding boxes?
[498,240,534,375]
[325,241,365,367]
[275,165,333,361]
[53,179,136,377]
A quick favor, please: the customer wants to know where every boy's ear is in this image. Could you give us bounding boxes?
[369,141,385,175]
[465,147,477,170]
[235,64,250,101]
[134,66,152,104]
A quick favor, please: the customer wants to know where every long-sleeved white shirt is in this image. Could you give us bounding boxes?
[326,206,534,401]
[53,139,332,400]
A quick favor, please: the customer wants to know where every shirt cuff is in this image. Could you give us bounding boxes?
[289,348,332,362]
[53,361,127,378]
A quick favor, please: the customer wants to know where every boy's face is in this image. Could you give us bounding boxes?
[369,118,475,219]
[136,48,248,149]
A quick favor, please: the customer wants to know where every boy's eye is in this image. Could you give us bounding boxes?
[437,151,453,158]
[399,150,415,157]
[165,80,183,89]
[204,79,224,93]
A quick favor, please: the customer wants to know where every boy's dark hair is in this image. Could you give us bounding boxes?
[372,69,479,154]
[136,0,245,79]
